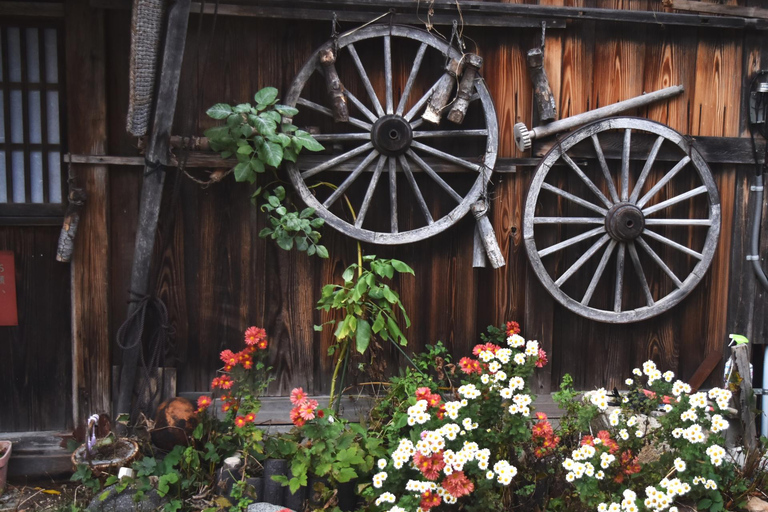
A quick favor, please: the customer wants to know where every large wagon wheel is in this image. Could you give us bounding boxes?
[524,117,720,323]
[284,24,498,245]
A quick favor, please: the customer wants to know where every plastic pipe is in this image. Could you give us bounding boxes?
[763,345,768,438]
[750,174,768,292]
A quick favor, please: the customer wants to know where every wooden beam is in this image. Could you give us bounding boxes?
[65,0,111,429]
[663,0,768,21]
[89,0,767,30]
[115,0,192,423]
[0,2,64,17]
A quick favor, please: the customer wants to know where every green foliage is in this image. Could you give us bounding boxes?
[316,255,414,354]
[205,87,327,258]
[71,464,101,493]
[258,185,327,257]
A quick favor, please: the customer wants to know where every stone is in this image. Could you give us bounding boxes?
[747,497,768,512]
[247,503,295,512]
[86,484,168,512]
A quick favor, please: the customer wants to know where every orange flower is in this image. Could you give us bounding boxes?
[197,395,212,411]
[420,490,441,510]
[244,326,267,347]
[256,339,268,350]
[290,407,306,427]
[219,375,233,389]
[441,471,474,498]
[211,377,221,389]
[459,357,482,375]
[414,451,445,481]
[506,321,521,335]
[245,412,256,422]
[222,402,232,413]
[220,350,238,366]
[234,416,246,428]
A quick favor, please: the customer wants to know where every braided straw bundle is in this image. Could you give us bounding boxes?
[126,0,165,136]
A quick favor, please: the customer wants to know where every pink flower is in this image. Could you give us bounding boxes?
[244,326,267,347]
[298,401,317,421]
[441,471,474,498]
[290,408,306,427]
[290,387,308,405]
[536,348,548,368]
[220,349,239,366]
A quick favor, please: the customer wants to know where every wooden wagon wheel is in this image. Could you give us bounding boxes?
[283,24,498,245]
[524,117,720,323]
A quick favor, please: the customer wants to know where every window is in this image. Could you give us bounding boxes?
[0,22,65,224]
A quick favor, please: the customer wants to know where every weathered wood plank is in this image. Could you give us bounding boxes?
[66,0,111,427]
[664,0,768,21]
[0,2,64,16]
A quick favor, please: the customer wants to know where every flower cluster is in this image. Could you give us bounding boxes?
[531,412,560,458]
[289,387,321,427]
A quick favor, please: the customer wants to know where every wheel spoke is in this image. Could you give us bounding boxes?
[398,155,433,224]
[296,97,372,131]
[323,150,380,208]
[404,80,440,121]
[410,118,424,129]
[384,35,394,115]
[412,129,488,138]
[396,42,428,116]
[406,149,463,203]
[346,43,385,117]
[313,132,371,141]
[538,226,606,257]
[344,89,378,123]
[635,236,683,287]
[642,228,703,260]
[301,142,374,179]
[636,155,691,208]
[555,234,611,287]
[621,129,631,201]
[581,240,618,305]
[355,154,387,228]
[591,134,620,203]
[614,242,626,312]
[629,135,664,204]
[561,152,614,208]
[628,241,654,306]
[540,182,609,216]
[644,218,712,226]
[389,157,398,233]
[410,140,479,171]
[642,185,708,216]
[533,217,605,225]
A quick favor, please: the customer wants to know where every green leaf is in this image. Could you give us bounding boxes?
[234,162,255,183]
[234,103,251,113]
[203,125,230,140]
[258,227,273,238]
[372,312,385,333]
[274,104,299,117]
[237,143,253,155]
[206,103,232,119]
[299,207,315,219]
[283,146,298,163]
[251,115,276,137]
[342,266,356,283]
[356,319,371,353]
[310,217,325,228]
[698,499,713,510]
[254,87,279,106]
[307,244,316,256]
[262,110,282,124]
[391,259,414,275]
[315,245,329,259]
[387,316,406,345]
[250,158,265,174]
[258,142,284,168]
[277,235,294,251]
[335,467,357,483]
[274,185,286,201]
[293,130,325,152]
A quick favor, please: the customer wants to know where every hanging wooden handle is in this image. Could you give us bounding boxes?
[448,53,483,124]
[320,48,349,123]
[526,48,557,123]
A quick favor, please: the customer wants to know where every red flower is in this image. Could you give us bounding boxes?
[234,416,247,428]
[620,450,641,475]
[244,326,267,347]
[435,403,446,420]
[222,402,232,413]
[219,375,233,390]
[415,387,432,401]
[220,349,239,366]
[459,357,482,375]
[536,348,548,368]
[256,339,268,350]
[317,409,325,418]
[535,412,548,421]
[472,343,500,356]
[290,407,306,427]
[532,421,554,439]
[245,412,256,422]
[211,377,221,389]
[581,435,595,446]
[197,395,212,412]
[420,490,441,510]
[242,359,253,370]
[413,451,445,480]
[597,430,619,454]
[441,471,474,498]
[290,387,308,406]
[506,321,521,335]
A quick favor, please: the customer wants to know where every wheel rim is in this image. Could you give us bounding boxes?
[523,117,720,323]
[284,24,499,245]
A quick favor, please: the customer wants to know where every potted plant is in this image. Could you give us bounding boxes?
[0,439,11,495]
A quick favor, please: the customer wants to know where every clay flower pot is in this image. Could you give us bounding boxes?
[0,441,11,495]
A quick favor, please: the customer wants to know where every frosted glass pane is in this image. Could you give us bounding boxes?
[26,29,40,83]
[44,29,58,84]
[10,90,23,143]
[0,92,4,143]
[8,28,21,82]
[28,91,42,143]
[11,151,25,203]
[46,91,60,144]
[30,151,43,203]
[0,152,6,203]
[48,151,61,203]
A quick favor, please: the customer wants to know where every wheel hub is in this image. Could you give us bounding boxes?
[605,203,645,242]
[371,115,413,156]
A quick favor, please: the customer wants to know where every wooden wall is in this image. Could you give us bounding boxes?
[102,1,768,400]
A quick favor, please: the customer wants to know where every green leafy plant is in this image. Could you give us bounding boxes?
[205,87,327,257]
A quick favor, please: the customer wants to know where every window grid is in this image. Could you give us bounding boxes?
[0,21,65,212]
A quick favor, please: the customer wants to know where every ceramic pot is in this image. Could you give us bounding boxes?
[0,441,11,495]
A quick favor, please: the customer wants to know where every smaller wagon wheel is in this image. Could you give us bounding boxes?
[284,24,498,245]
[524,117,720,323]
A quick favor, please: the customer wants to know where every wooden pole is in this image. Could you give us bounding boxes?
[65,0,111,428]
[115,0,191,423]
[731,344,758,452]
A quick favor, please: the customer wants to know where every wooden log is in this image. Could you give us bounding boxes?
[471,200,505,269]
[320,48,349,123]
[731,344,758,451]
[526,48,557,123]
[65,0,111,428]
[663,0,768,21]
[115,0,191,424]
[422,59,463,125]
[448,54,483,125]
[56,187,87,263]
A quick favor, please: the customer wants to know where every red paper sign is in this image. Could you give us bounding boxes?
[0,251,18,326]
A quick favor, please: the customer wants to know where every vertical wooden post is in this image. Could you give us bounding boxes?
[65,0,111,427]
[115,0,191,422]
[731,344,758,452]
